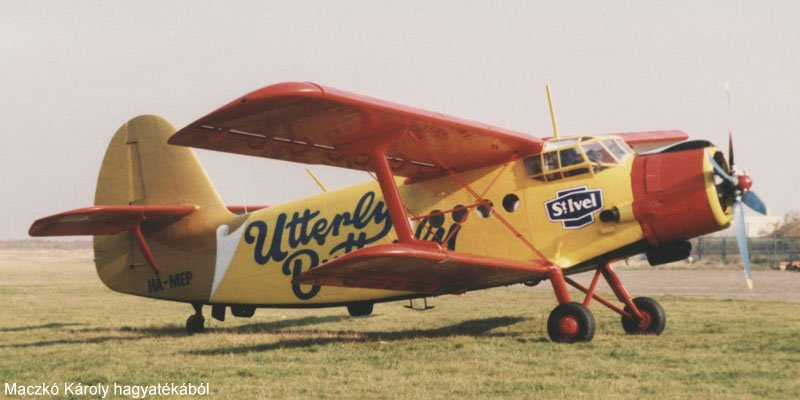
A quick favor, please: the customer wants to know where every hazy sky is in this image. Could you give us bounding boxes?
[1,1,798,239]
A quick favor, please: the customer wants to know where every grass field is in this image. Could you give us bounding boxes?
[1,250,798,399]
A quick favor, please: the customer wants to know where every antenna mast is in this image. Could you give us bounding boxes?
[546,84,560,139]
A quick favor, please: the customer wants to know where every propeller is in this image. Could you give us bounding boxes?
[704,83,767,289]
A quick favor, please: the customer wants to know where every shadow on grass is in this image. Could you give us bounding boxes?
[0,322,85,332]
[0,336,145,349]
[187,316,526,355]
[0,316,349,348]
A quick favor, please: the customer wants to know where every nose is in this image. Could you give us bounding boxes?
[630,146,731,247]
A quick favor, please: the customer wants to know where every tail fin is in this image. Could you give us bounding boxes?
[96,115,226,216]
[91,115,230,300]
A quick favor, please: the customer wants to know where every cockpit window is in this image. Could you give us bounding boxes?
[581,141,616,164]
[524,135,633,182]
[602,138,627,160]
[614,138,634,155]
[559,147,584,167]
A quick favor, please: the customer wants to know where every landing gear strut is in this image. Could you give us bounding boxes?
[563,263,667,338]
[186,303,205,334]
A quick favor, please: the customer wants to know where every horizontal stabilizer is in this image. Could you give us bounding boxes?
[29,205,196,236]
[609,130,688,153]
[294,244,551,295]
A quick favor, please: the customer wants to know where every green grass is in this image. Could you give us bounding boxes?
[1,250,798,399]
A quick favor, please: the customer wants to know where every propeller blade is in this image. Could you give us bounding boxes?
[742,191,768,215]
[733,200,753,290]
[707,152,737,184]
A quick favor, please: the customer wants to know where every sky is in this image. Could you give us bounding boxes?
[1,1,798,239]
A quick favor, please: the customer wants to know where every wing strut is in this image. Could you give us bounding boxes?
[406,131,552,263]
[130,223,162,274]
[345,127,438,248]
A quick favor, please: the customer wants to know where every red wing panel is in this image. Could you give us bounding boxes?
[169,82,543,180]
[609,130,688,153]
[29,205,196,236]
[294,244,551,295]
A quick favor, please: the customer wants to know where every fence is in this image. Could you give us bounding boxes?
[693,237,800,264]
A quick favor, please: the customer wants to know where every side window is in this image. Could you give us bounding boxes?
[523,155,543,176]
[559,148,584,167]
[543,151,561,180]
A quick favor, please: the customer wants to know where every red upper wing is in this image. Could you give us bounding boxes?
[169,82,543,179]
[609,130,688,153]
[294,243,551,295]
[29,205,196,236]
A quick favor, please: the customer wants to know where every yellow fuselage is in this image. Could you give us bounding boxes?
[207,155,643,306]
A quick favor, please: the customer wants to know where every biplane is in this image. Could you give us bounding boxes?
[30,82,767,342]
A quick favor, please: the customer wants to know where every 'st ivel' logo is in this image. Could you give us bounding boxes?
[545,186,604,229]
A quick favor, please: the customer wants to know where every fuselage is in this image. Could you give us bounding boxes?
[198,137,731,306]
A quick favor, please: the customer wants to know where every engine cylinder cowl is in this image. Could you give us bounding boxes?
[631,147,730,246]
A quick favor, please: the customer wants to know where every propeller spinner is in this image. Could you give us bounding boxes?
[707,133,767,289]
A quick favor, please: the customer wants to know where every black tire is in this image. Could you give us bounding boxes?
[347,302,373,317]
[547,302,595,343]
[621,297,665,335]
[185,314,205,334]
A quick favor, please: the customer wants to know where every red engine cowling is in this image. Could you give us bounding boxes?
[631,148,731,246]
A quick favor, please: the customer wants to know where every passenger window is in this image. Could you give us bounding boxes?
[502,194,520,212]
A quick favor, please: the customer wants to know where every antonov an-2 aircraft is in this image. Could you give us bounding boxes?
[30,82,766,342]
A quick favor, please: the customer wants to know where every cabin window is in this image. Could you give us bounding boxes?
[523,155,543,176]
[476,200,493,218]
[502,194,520,212]
[453,205,468,222]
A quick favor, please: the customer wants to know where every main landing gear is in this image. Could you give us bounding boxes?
[543,263,666,343]
[347,302,374,317]
[186,303,205,334]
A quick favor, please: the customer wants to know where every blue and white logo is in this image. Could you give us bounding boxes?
[545,186,604,229]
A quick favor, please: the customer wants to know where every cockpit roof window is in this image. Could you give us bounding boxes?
[543,138,579,151]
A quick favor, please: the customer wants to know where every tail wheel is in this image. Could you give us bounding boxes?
[621,297,666,335]
[547,302,595,343]
[186,314,205,334]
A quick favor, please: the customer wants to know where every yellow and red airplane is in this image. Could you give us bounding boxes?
[30,82,766,342]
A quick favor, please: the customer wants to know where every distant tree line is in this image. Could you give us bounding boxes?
[768,211,800,238]
[0,239,92,250]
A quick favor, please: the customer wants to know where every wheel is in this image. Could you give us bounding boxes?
[185,314,205,334]
[547,302,595,343]
[621,297,665,335]
[347,302,373,317]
